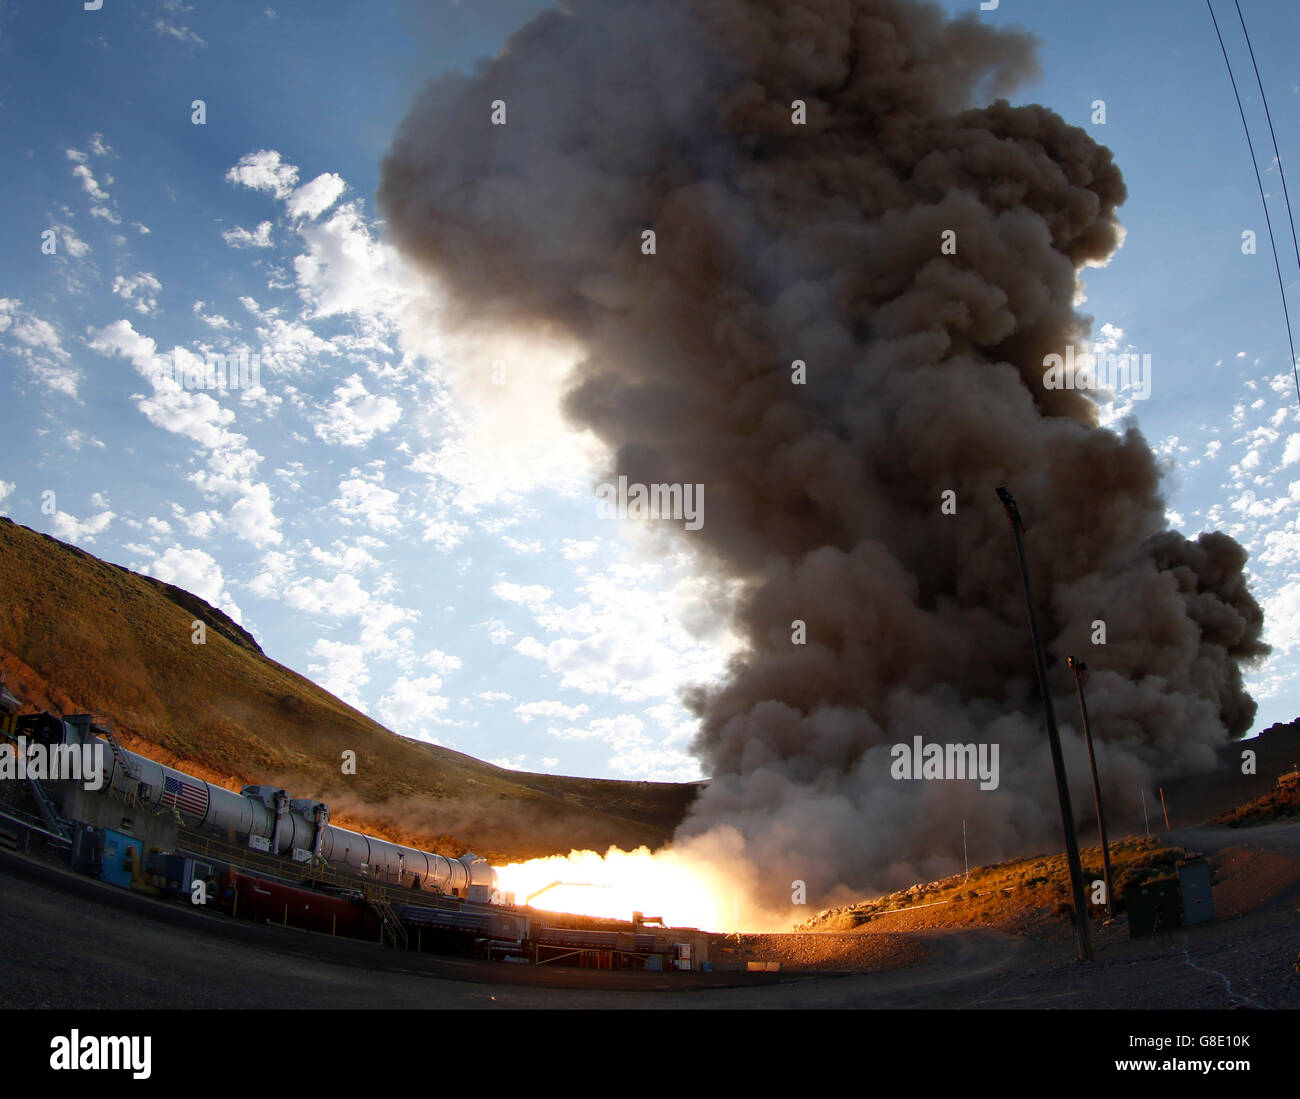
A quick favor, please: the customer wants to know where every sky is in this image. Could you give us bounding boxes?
[0,0,1297,783]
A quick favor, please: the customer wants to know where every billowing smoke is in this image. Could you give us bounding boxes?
[380,0,1268,919]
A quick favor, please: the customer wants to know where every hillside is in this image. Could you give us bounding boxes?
[0,518,698,862]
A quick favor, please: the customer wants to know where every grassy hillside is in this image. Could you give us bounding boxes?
[797,836,1190,934]
[0,518,698,862]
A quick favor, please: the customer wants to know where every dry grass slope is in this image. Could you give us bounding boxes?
[0,518,697,862]
[797,835,1188,934]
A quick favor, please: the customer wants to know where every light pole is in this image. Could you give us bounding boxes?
[1068,656,1115,923]
[996,486,1094,962]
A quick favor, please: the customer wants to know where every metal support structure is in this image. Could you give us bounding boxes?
[996,486,1094,962]
[1067,657,1115,921]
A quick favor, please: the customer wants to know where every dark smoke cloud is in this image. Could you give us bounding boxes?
[380,0,1269,912]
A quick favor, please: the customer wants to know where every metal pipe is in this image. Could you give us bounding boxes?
[1068,657,1115,921]
[996,486,1094,963]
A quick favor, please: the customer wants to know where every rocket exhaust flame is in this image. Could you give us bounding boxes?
[493,843,784,933]
[385,0,1269,919]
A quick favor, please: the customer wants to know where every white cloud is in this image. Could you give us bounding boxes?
[315,374,401,446]
[501,536,544,554]
[1264,580,1300,651]
[422,515,470,552]
[143,545,241,621]
[152,17,205,48]
[69,159,109,202]
[222,221,274,249]
[293,199,412,321]
[49,509,114,544]
[332,474,400,532]
[247,549,296,599]
[284,572,370,618]
[193,301,235,330]
[506,564,738,703]
[308,639,369,705]
[111,272,162,315]
[422,649,462,675]
[491,581,553,610]
[544,713,701,780]
[53,224,90,258]
[378,674,453,738]
[515,699,590,724]
[226,150,299,200]
[226,481,281,545]
[479,618,515,644]
[172,504,222,539]
[308,539,381,575]
[287,173,346,221]
[251,316,333,374]
[87,319,285,548]
[0,299,79,398]
[358,600,419,663]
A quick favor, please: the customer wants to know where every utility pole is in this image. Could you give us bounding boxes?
[996,486,1093,963]
[1068,656,1115,922]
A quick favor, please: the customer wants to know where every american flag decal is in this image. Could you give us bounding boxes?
[161,774,209,821]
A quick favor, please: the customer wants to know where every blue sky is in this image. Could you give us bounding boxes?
[1,0,1298,782]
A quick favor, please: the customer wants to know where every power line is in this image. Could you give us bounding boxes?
[1234,0,1300,275]
[1206,0,1300,408]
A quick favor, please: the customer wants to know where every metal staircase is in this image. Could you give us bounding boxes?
[97,721,144,807]
[26,774,72,840]
[365,888,408,950]
[98,721,140,781]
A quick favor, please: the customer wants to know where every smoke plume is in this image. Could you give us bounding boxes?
[380,0,1268,917]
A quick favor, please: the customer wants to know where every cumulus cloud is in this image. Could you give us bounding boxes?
[309,639,369,705]
[222,221,274,249]
[332,473,401,532]
[515,699,590,724]
[226,149,299,199]
[287,172,346,220]
[378,673,454,739]
[0,298,80,397]
[143,545,241,621]
[111,272,162,315]
[314,374,402,445]
[50,509,115,544]
[86,318,284,547]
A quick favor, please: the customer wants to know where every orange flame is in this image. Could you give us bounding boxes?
[494,846,745,931]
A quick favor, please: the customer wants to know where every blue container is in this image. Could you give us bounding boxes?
[101,829,142,889]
